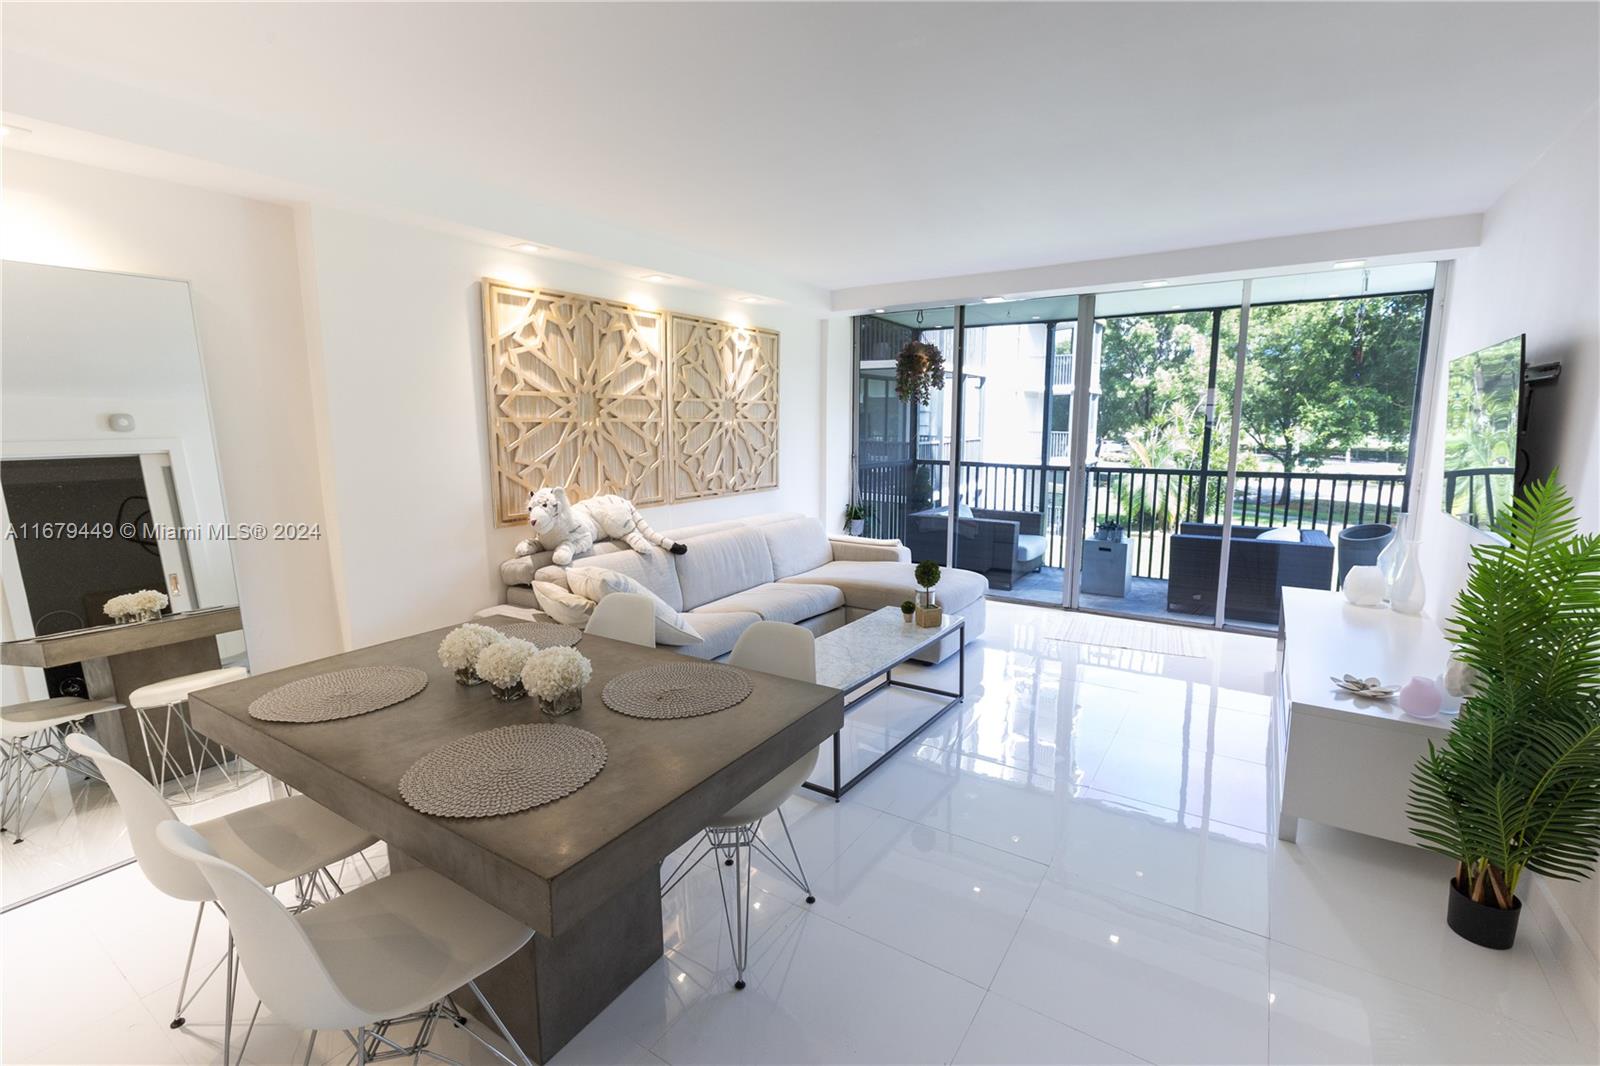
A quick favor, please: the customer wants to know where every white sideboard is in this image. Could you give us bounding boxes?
[1275,587,1456,846]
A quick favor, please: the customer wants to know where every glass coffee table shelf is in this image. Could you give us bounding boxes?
[805,607,966,800]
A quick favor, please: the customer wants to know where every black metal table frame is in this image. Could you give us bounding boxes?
[803,619,966,801]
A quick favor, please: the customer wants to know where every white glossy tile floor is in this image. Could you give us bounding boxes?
[3,600,1596,1065]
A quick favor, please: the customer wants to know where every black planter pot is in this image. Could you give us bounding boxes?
[1446,876,1521,949]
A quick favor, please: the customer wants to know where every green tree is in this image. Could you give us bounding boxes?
[1239,295,1424,496]
[1095,312,1213,457]
[1094,296,1426,505]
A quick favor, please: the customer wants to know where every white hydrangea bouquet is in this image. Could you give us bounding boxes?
[521,646,592,717]
[437,623,505,686]
[474,638,539,701]
[104,589,169,624]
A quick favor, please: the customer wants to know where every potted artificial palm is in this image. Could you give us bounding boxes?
[1407,476,1600,949]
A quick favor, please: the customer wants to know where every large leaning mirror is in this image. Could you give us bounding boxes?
[0,261,254,909]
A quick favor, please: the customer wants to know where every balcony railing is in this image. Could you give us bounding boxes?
[857,459,1408,582]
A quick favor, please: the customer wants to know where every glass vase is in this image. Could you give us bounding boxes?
[490,681,526,702]
[539,690,583,718]
[455,667,485,687]
[1389,540,1427,615]
[1376,512,1411,585]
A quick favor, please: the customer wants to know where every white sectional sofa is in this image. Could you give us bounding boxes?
[498,513,987,663]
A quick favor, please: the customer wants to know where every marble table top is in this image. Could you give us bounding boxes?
[814,607,964,691]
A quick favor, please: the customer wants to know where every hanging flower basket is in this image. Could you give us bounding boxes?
[895,340,946,406]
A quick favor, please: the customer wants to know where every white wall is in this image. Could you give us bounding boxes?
[1418,107,1599,993]
[2,152,345,671]
[295,205,832,649]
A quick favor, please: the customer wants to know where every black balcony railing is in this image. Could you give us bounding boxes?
[857,459,1408,582]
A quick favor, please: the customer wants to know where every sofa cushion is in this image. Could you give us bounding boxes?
[562,546,684,611]
[780,560,988,613]
[564,568,702,646]
[674,527,776,610]
[678,610,761,660]
[755,516,833,579]
[694,582,845,625]
[1256,526,1301,543]
[1017,534,1047,564]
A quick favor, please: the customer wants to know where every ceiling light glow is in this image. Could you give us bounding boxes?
[643,274,671,283]
[1142,280,1169,288]
[512,242,542,253]
[981,296,1007,304]
[1333,259,1366,269]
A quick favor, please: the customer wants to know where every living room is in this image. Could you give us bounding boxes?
[1,3,1597,1065]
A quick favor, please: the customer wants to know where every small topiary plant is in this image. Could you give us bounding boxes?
[914,560,941,590]
[900,599,916,615]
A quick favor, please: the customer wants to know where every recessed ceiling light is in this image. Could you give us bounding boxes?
[1108,933,1121,944]
[511,241,542,253]
[1142,280,1169,288]
[738,296,763,304]
[1333,259,1366,269]
[642,273,671,283]
[981,296,1007,304]
[873,308,886,314]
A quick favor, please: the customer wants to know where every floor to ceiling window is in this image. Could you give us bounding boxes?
[851,263,1435,632]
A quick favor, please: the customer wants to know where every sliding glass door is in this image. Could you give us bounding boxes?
[1077,283,1243,625]
[853,307,956,564]
[851,264,1435,632]
[951,297,1078,599]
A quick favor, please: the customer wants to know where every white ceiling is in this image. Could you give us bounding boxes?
[4,2,1596,292]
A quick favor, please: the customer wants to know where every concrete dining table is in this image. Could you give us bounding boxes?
[187,623,844,1063]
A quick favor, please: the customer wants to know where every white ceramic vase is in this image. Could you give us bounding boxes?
[1342,565,1387,607]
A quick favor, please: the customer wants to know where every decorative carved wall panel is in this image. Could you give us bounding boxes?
[482,282,667,526]
[667,314,780,500]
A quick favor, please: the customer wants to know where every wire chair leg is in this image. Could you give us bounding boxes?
[464,981,535,1066]
[170,901,206,1027]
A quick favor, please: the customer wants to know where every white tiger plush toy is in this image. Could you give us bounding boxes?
[514,487,687,566]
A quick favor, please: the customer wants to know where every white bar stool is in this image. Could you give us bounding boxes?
[0,696,123,842]
[128,666,249,802]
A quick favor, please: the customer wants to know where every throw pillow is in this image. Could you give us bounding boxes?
[531,580,594,627]
[1256,526,1302,543]
[566,568,703,646]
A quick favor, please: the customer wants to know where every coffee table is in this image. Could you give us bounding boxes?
[805,606,966,800]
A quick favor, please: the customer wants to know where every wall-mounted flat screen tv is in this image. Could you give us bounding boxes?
[1442,334,1525,531]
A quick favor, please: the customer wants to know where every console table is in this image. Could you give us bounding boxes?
[1,606,243,782]
[1276,587,1454,846]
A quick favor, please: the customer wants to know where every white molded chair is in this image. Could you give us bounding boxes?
[66,734,376,1056]
[127,665,250,802]
[660,620,818,989]
[0,696,121,841]
[584,592,656,647]
[156,819,535,1066]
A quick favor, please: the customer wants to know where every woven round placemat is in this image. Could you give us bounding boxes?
[602,662,753,720]
[483,619,583,648]
[249,666,428,723]
[399,723,607,818]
